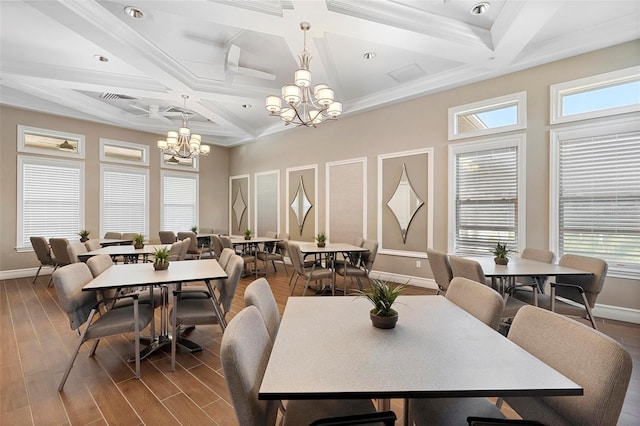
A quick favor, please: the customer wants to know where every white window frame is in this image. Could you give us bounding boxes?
[161,170,199,233]
[448,134,527,255]
[100,138,149,166]
[100,164,150,238]
[16,155,85,251]
[254,170,281,237]
[160,152,199,172]
[448,92,527,140]
[550,116,640,280]
[550,66,640,124]
[17,125,85,159]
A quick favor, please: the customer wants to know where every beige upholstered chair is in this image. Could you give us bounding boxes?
[218,247,235,270]
[221,306,389,426]
[210,234,224,258]
[67,242,88,263]
[103,232,122,239]
[178,237,191,261]
[52,263,154,391]
[426,248,453,295]
[84,239,101,251]
[121,232,137,243]
[409,305,632,425]
[159,231,177,244]
[256,231,288,275]
[49,238,73,268]
[514,254,607,329]
[30,236,57,284]
[288,242,333,296]
[445,277,505,330]
[335,239,379,293]
[244,278,280,343]
[86,254,118,301]
[220,235,234,250]
[178,231,214,259]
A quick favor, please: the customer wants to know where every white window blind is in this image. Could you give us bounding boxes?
[454,145,519,255]
[557,130,640,271]
[102,166,148,237]
[162,172,198,233]
[18,157,83,248]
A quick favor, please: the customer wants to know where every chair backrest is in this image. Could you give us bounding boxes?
[86,254,113,278]
[52,263,98,330]
[30,236,53,264]
[219,248,235,269]
[67,242,88,263]
[104,232,122,239]
[211,235,224,257]
[159,231,177,244]
[445,277,505,330]
[519,248,555,286]
[50,238,72,266]
[121,232,137,243]
[276,232,289,254]
[264,231,277,252]
[427,248,453,292]
[220,235,234,249]
[244,278,280,343]
[179,237,191,260]
[361,239,379,271]
[506,305,632,426]
[219,255,244,314]
[556,255,608,307]
[168,240,183,261]
[221,305,279,426]
[353,236,365,247]
[449,255,486,283]
[177,231,199,252]
[84,239,101,251]
[286,242,305,276]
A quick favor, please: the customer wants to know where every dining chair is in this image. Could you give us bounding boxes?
[244,277,280,343]
[220,235,234,250]
[177,231,214,259]
[84,239,101,251]
[445,277,505,330]
[288,242,333,296]
[178,237,191,261]
[220,305,392,426]
[52,263,154,391]
[519,248,555,290]
[86,254,118,301]
[103,232,122,239]
[218,247,235,270]
[121,232,137,243]
[426,248,453,295]
[408,305,632,426]
[67,242,88,263]
[159,230,177,244]
[170,254,244,370]
[256,231,288,275]
[167,240,183,261]
[30,236,57,285]
[514,254,607,330]
[333,236,365,268]
[210,234,224,258]
[335,239,379,293]
[49,238,73,273]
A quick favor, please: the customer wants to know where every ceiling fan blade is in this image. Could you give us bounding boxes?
[225,44,241,72]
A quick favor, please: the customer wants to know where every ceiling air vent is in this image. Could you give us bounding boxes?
[100,93,137,101]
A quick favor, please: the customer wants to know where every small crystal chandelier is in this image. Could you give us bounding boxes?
[157,95,210,160]
[265,22,343,127]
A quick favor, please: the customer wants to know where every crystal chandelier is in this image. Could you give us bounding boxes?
[265,22,342,127]
[157,95,210,160]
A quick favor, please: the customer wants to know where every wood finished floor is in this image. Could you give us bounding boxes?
[1,266,639,425]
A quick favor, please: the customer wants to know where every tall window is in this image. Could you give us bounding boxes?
[551,117,640,278]
[449,136,526,255]
[101,165,149,237]
[162,171,198,233]
[17,156,84,249]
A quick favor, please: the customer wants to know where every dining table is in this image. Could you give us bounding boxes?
[259,295,582,425]
[78,244,168,263]
[229,236,281,278]
[97,238,133,246]
[82,259,227,359]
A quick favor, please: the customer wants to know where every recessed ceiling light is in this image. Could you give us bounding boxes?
[124,6,144,18]
[242,104,252,109]
[363,52,376,60]
[471,2,490,15]
[93,55,109,62]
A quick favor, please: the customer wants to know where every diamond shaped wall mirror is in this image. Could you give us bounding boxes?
[387,163,424,243]
[290,177,312,235]
[232,183,247,231]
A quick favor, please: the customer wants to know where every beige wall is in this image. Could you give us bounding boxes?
[0,106,230,271]
[228,40,640,311]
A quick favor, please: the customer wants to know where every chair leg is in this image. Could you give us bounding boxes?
[33,265,43,284]
[582,293,598,330]
[134,299,141,378]
[88,339,100,356]
[171,300,177,372]
[48,264,59,287]
[290,275,300,296]
[58,325,89,391]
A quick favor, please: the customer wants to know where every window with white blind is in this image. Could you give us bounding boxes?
[101,165,149,237]
[551,117,640,279]
[161,171,199,233]
[448,135,526,255]
[17,156,84,250]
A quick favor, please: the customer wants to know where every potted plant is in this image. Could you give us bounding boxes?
[153,246,171,270]
[78,229,90,242]
[315,232,327,248]
[243,228,252,240]
[191,225,198,234]
[492,242,513,265]
[133,234,145,249]
[355,279,407,329]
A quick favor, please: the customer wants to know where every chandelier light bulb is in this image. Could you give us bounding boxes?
[315,87,334,106]
[265,95,282,113]
[282,85,302,104]
[157,95,210,159]
[280,108,296,123]
[157,140,168,150]
[327,101,343,117]
[294,69,311,87]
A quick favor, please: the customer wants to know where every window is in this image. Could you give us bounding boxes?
[449,135,526,255]
[101,165,149,237]
[100,139,149,166]
[17,156,84,250]
[18,125,85,159]
[551,117,640,279]
[161,152,199,171]
[161,171,198,233]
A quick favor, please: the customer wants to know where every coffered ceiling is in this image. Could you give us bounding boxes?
[1,1,638,147]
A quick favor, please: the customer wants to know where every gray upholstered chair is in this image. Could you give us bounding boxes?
[30,236,57,285]
[67,242,88,263]
[210,234,224,258]
[49,238,73,268]
[167,240,184,261]
[84,239,101,251]
[121,232,137,243]
[518,248,555,290]
[52,263,154,391]
[103,232,122,239]
[409,305,632,425]
[445,277,505,330]
[86,254,118,301]
[335,239,379,293]
[178,237,191,261]
[178,231,214,259]
[159,231,177,244]
[426,248,453,295]
[170,254,244,370]
[288,242,333,296]
[514,254,607,329]
[218,247,235,270]
[256,231,288,275]
[220,235,234,250]
[244,277,280,343]
[220,305,387,426]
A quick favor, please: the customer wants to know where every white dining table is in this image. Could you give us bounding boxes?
[259,296,582,424]
[78,244,168,263]
[230,236,281,278]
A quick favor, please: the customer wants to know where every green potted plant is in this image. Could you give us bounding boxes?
[243,228,252,240]
[355,279,407,329]
[315,232,327,248]
[191,225,198,234]
[492,242,513,265]
[133,233,145,249]
[78,229,90,242]
[153,246,171,270]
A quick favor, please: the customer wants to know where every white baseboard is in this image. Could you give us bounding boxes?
[0,266,54,280]
[369,270,438,291]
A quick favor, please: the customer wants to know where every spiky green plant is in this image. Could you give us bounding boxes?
[153,246,170,265]
[492,242,513,259]
[133,234,145,245]
[355,279,407,317]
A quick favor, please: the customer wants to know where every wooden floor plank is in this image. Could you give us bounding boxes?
[201,398,239,426]
[0,364,29,415]
[153,357,222,407]
[24,371,69,425]
[117,378,180,426]
[162,392,218,425]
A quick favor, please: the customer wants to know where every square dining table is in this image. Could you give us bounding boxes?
[230,236,281,278]
[259,296,582,425]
